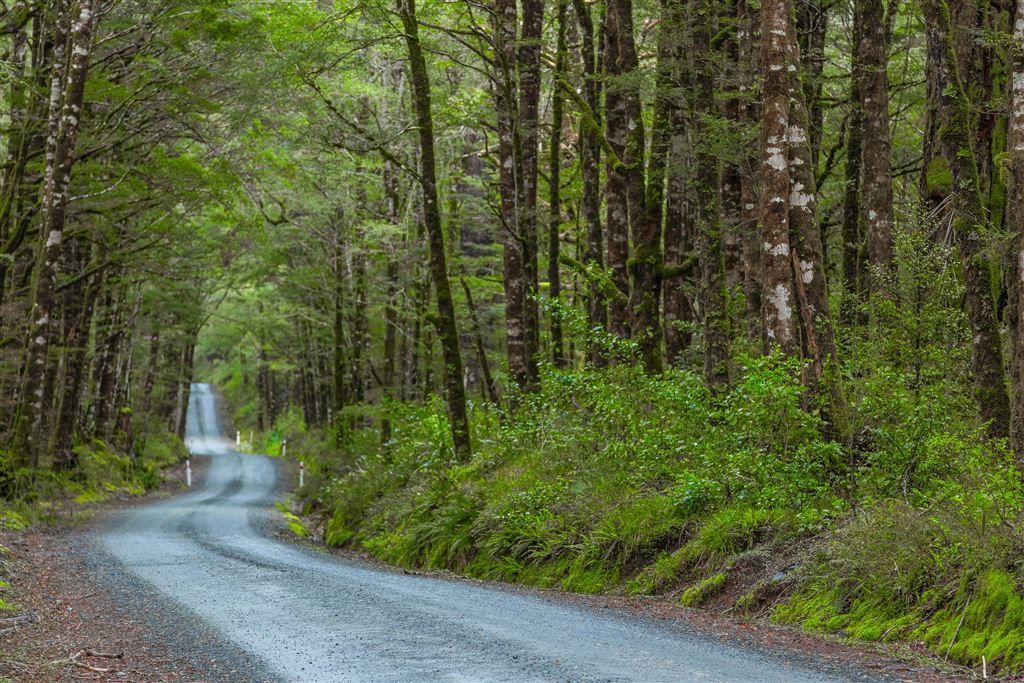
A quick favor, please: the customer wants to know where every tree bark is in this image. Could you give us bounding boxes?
[1006,0,1024,464]
[12,0,97,461]
[921,0,1010,439]
[759,0,798,353]
[694,0,729,390]
[573,0,608,364]
[603,0,631,338]
[548,0,567,367]
[398,0,472,459]
[842,1,866,320]
[856,0,895,294]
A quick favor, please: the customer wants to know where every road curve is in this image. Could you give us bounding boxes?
[100,383,862,682]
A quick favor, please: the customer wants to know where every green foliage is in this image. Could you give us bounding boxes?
[0,422,188,525]
[679,572,727,608]
[304,359,845,600]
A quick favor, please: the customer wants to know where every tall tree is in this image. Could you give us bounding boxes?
[693,0,729,389]
[856,0,895,294]
[397,0,472,459]
[1004,1,1024,461]
[920,0,1009,438]
[11,0,99,464]
[759,0,798,353]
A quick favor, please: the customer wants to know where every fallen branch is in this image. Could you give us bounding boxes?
[85,650,124,659]
[70,650,116,674]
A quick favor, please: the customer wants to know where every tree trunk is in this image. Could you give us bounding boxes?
[842,1,866,320]
[493,0,535,391]
[12,0,98,461]
[738,0,762,348]
[921,0,1010,438]
[518,0,543,376]
[759,0,798,353]
[857,0,895,294]
[694,0,729,390]
[603,0,632,338]
[398,0,472,459]
[548,0,567,367]
[573,0,608,364]
[1006,0,1024,464]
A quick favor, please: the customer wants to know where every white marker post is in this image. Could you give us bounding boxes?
[236,430,241,448]
[186,459,192,488]
[281,438,287,459]
[299,461,305,488]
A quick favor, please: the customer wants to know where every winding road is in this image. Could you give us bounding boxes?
[99,383,869,682]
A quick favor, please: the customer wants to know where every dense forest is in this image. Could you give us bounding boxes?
[7,0,1024,674]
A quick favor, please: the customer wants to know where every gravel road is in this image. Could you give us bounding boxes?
[98,383,875,682]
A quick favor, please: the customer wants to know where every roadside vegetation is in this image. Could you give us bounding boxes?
[231,231,1024,675]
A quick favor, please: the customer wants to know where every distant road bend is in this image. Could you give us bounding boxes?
[101,383,861,682]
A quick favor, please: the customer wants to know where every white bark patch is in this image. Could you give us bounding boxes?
[1018,249,1024,284]
[46,230,62,248]
[766,147,787,171]
[788,125,807,144]
[770,64,784,71]
[868,210,877,221]
[35,336,46,345]
[768,283,794,323]
[36,315,48,326]
[764,241,790,257]
[789,182,813,208]
[800,259,814,284]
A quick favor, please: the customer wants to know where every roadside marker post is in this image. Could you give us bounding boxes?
[281,439,287,459]
[186,459,192,488]
[236,430,241,448]
[299,461,305,488]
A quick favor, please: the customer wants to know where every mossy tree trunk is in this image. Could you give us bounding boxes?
[12,0,98,464]
[921,0,1010,439]
[604,0,632,339]
[694,0,729,391]
[856,0,895,296]
[548,0,567,368]
[1005,2,1024,463]
[398,0,472,460]
[572,0,608,365]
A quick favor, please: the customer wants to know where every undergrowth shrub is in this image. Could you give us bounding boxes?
[308,356,843,596]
